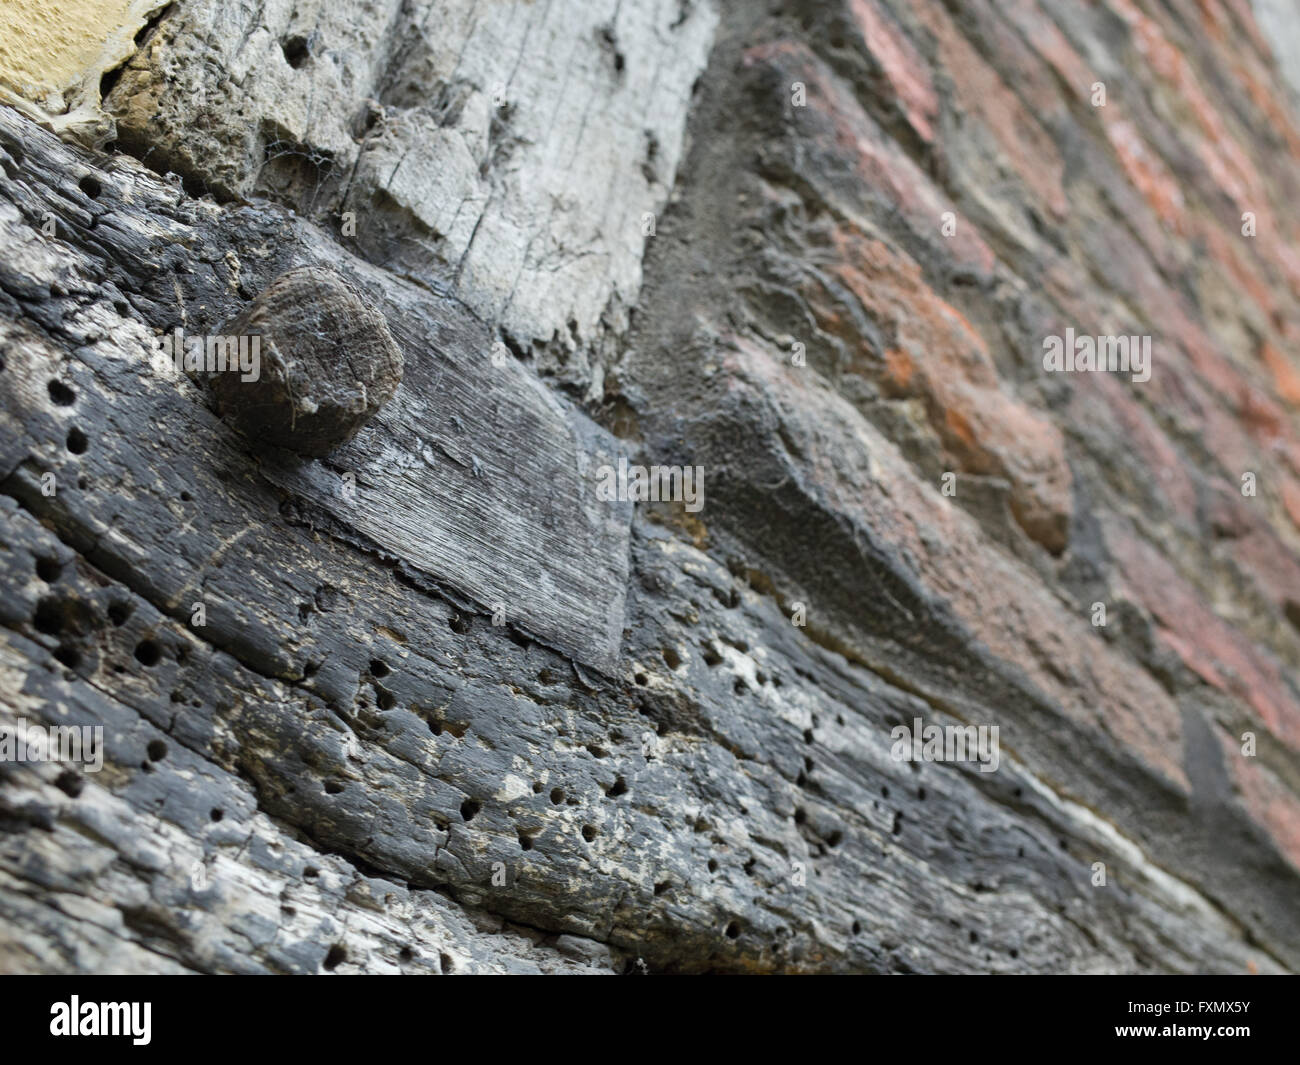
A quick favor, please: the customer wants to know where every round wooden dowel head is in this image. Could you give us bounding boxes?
[210,266,403,457]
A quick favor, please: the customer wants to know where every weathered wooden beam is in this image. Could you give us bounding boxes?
[0,106,631,673]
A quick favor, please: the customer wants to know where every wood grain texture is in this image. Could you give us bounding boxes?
[0,107,631,673]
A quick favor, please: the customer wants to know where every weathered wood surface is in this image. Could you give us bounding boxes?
[2,0,1300,974]
[0,111,632,673]
[106,0,719,363]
